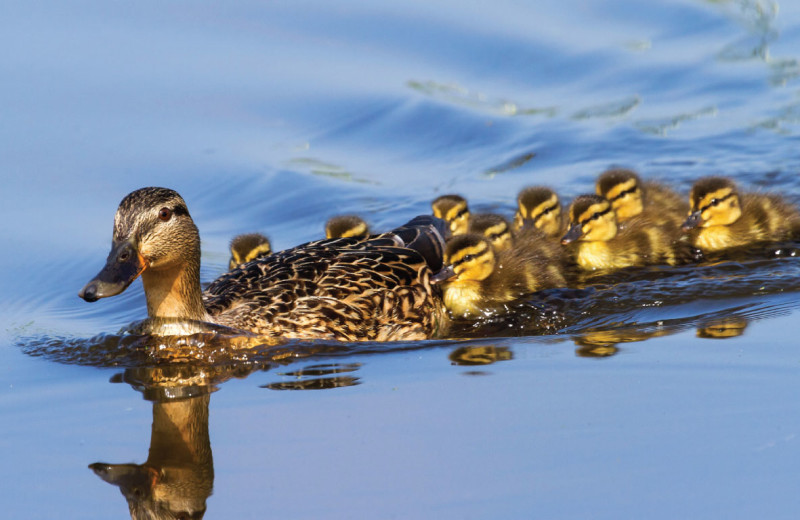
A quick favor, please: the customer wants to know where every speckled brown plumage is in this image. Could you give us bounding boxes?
[205,236,447,341]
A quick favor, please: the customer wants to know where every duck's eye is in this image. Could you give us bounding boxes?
[710,198,720,207]
[158,207,172,221]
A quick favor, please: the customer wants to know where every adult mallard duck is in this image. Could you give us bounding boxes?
[78,187,450,341]
[432,233,566,319]
[681,176,800,253]
[562,194,691,271]
[595,168,687,227]
[228,233,272,270]
[431,194,470,235]
[325,215,370,239]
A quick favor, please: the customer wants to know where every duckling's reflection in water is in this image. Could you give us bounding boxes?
[89,365,260,520]
[697,317,748,339]
[449,344,513,366]
[573,328,672,358]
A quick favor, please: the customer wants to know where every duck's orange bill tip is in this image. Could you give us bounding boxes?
[561,224,583,245]
[78,241,146,302]
[430,265,456,284]
[681,211,703,232]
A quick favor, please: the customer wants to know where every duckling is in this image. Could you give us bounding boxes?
[432,194,470,235]
[562,194,689,271]
[468,213,514,252]
[472,212,570,278]
[228,233,272,270]
[682,176,800,253]
[325,215,370,239]
[595,168,688,226]
[78,187,450,341]
[432,233,565,319]
[513,186,566,239]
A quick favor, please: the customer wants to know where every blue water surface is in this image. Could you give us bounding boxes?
[2,0,800,518]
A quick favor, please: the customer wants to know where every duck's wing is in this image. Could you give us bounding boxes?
[203,216,448,340]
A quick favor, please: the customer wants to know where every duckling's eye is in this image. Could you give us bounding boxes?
[158,207,172,221]
[710,198,720,207]
[463,254,474,263]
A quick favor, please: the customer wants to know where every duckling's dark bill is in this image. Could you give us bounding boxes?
[681,211,703,231]
[430,264,456,283]
[79,241,146,302]
[561,224,583,245]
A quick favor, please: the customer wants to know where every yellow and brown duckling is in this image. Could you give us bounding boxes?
[325,215,371,239]
[432,233,566,319]
[562,194,690,271]
[681,176,800,253]
[78,187,450,341]
[432,194,470,235]
[228,233,272,270]
[468,213,515,252]
[595,168,688,226]
[513,186,566,239]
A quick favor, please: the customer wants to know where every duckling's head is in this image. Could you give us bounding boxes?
[325,215,370,239]
[514,186,562,237]
[79,187,199,302]
[431,194,470,235]
[682,177,741,231]
[433,234,497,284]
[469,213,514,252]
[562,195,618,244]
[229,233,272,270]
[596,168,643,220]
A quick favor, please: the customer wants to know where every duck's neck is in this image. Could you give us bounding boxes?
[141,258,208,322]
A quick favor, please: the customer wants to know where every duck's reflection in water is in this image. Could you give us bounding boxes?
[89,365,262,520]
[696,316,748,339]
[262,362,362,390]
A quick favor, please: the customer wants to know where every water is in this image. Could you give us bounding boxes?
[3,0,800,517]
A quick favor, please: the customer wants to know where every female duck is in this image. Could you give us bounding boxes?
[681,176,800,252]
[433,233,566,319]
[562,194,690,271]
[78,187,449,341]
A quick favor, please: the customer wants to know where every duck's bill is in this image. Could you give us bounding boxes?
[560,224,583,245]
[78,241,146,302]
[430,264,456,284]
[681,211,704,232]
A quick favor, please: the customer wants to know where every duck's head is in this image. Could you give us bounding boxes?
[79,187,200,302]
[682,177,741,231]
[596,168,643,220]
[561,195,618,244]
[432,234,496,284]
[469,213,513,252]
[229,233,272,270]
[514,186,562,237]
[431,194,470,235]
[325,215,370,239]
